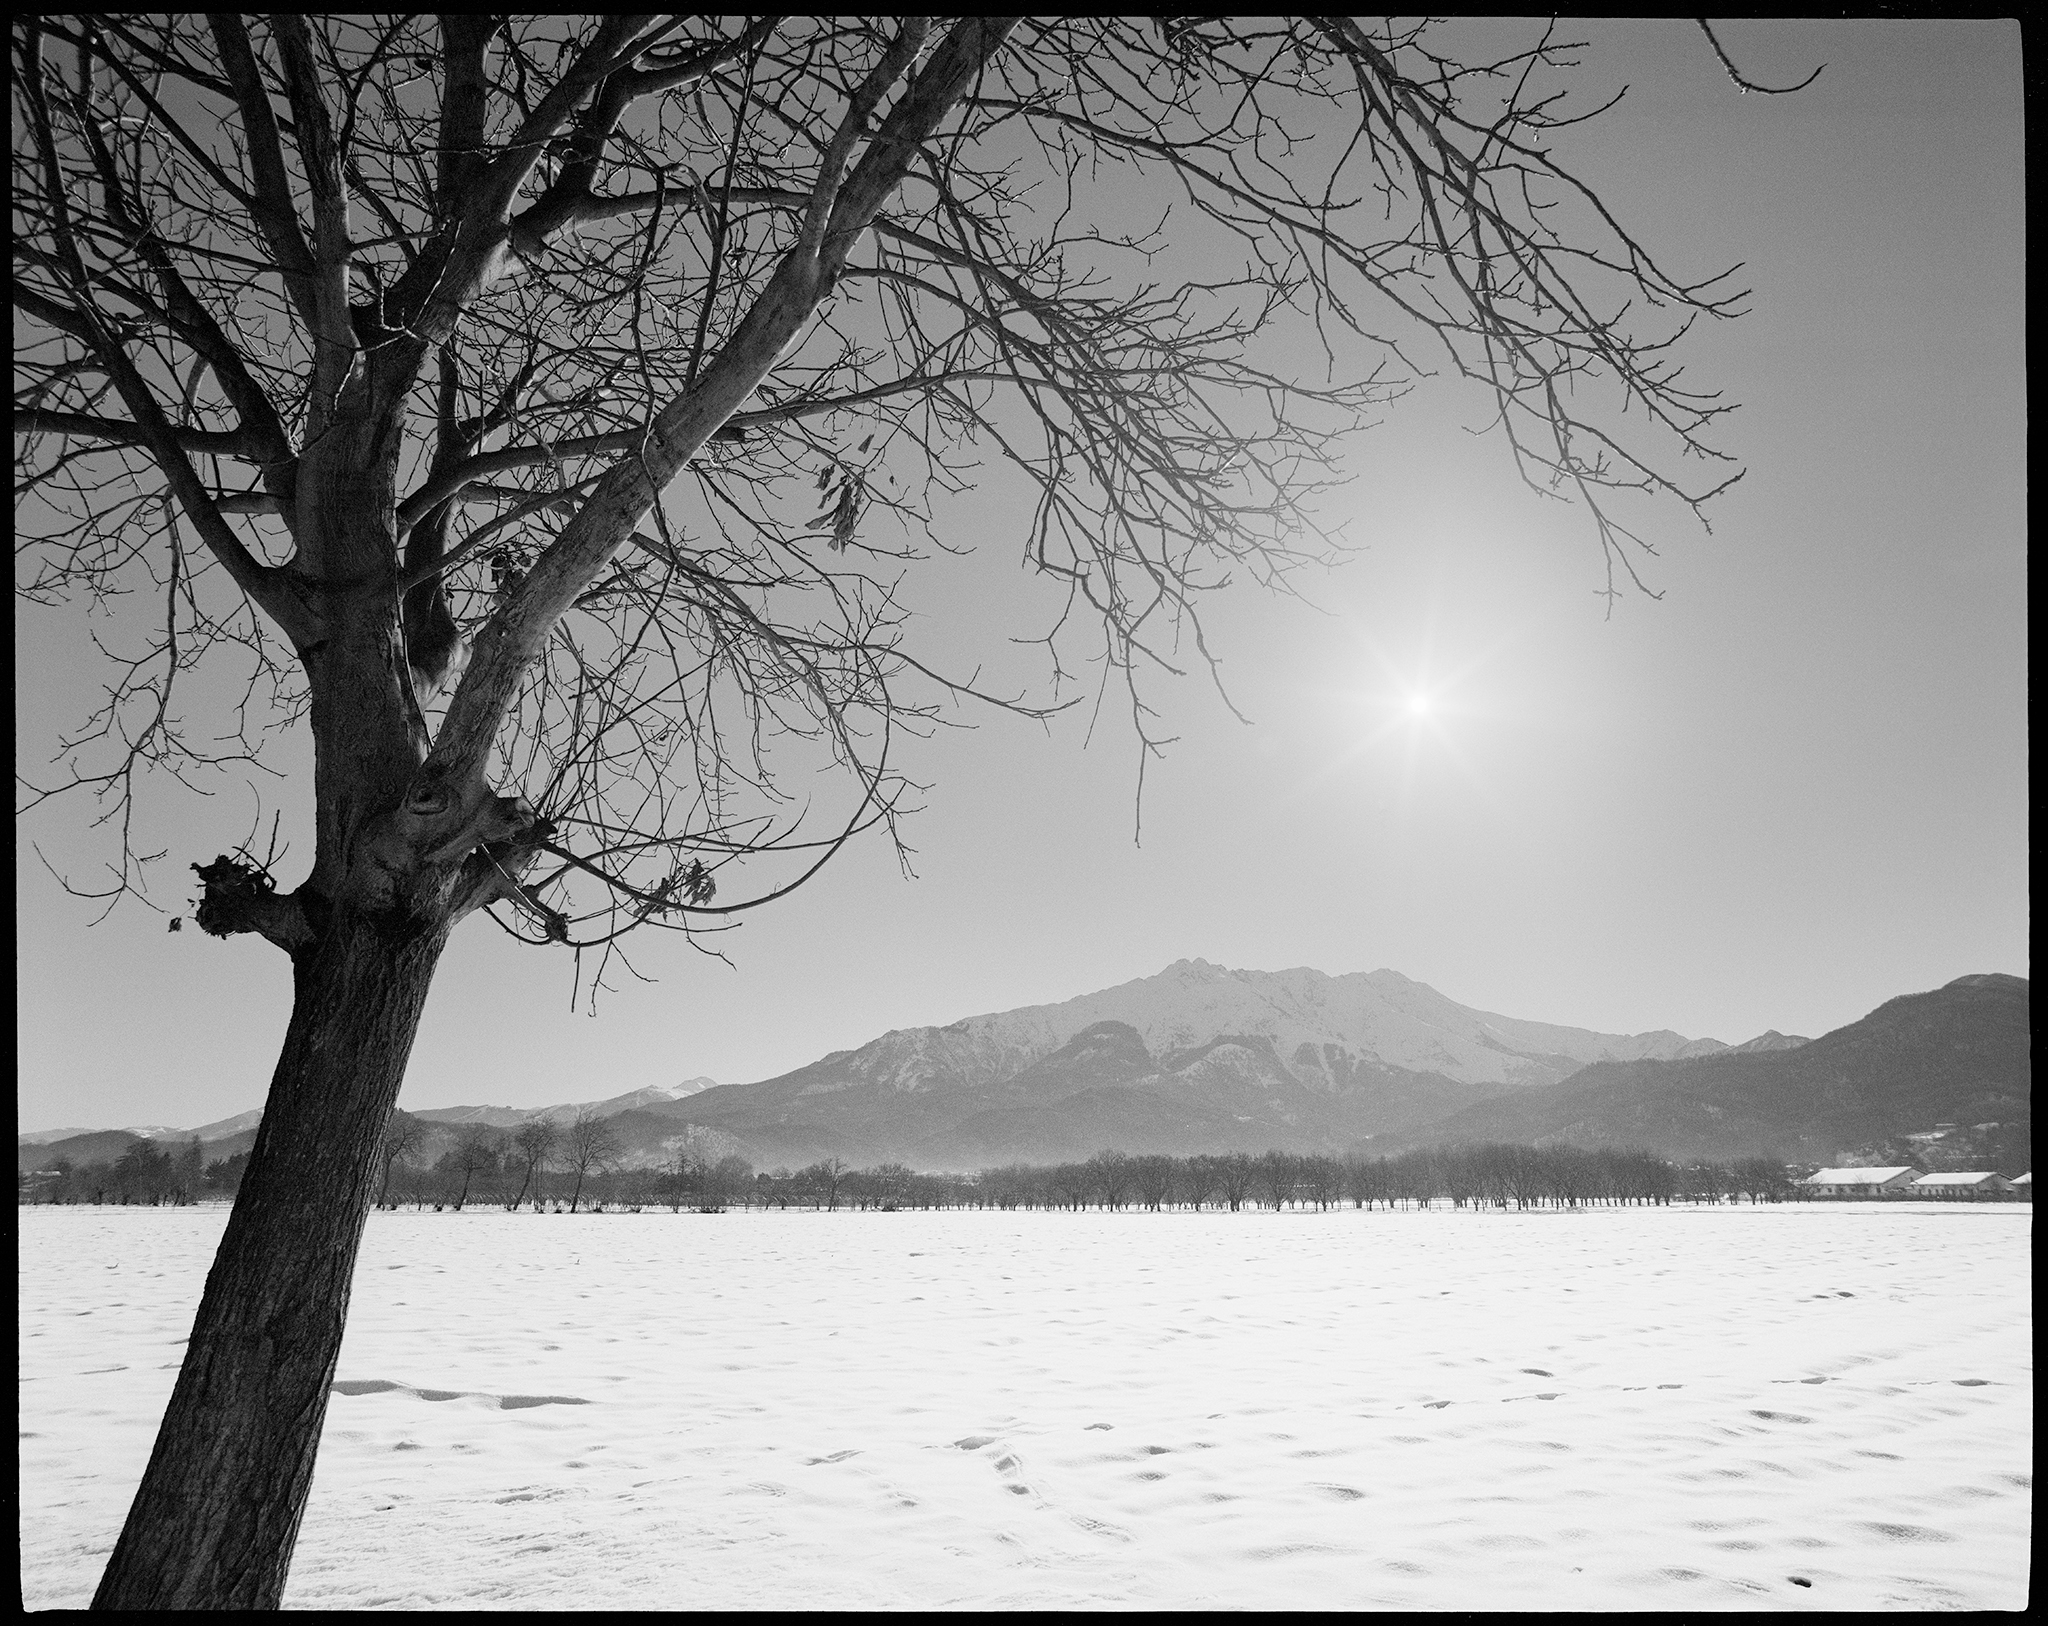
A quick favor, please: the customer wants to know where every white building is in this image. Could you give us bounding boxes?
[1908,1171,2012,1198]
[1798,1166,1921,1197]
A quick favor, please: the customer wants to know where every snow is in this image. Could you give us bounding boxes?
[819,960,1729,1102]
[19,1202,2031,1611]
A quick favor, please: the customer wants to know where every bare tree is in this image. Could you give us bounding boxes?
[1298,1154,1344,1211]
[1089,1149,1134,1211]
[1255,1149,1299,1211]
[1046,1162,1094,1211]
[375,1111,426,1209]
[441,1127,503,1211]
[1131,1154,1175,1212]
[1209,1152,1258,1213]
[656,1141,698,1213]
[12,15,1802,1605]
[804,1155,850,1212]
[561,1107,621,1213]
[505,1114,558,1211]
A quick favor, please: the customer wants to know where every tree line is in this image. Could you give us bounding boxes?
[369,1110,757,1214]
[752,1146,1797,1212]
[19,1138,231,1206]
[21,1133,1800,1214]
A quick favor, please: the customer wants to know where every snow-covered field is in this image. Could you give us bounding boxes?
[19,1202,2031,1611]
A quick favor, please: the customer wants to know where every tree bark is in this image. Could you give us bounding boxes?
[92,907,449,1611]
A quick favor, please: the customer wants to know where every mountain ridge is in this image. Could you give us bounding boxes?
[1374,974,2028,1163]
[22,967,2022,1176]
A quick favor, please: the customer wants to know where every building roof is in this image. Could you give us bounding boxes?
[1908,1171,2006,1186]
[1802,1166,1920,1185]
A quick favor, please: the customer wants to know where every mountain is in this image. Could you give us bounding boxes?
[632,961,1728,1170]
[17,968,2023,1178]
[407,1080,717,1130]
[1726,1030,1811,1054]
[16,1127,96,1146]
[185,1108,265,1141]
[1377,974,2028,1164]
[18,1081,720,1167]
[18,1129,155,1174]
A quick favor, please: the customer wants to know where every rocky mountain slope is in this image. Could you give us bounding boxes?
[1375,974,2028,1165]
[631,961,1735,1169]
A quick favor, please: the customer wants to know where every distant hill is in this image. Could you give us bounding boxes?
[1376,974,2028,1164]
[18,1081,720,1170]
[17,1124,265,1178]
[411,1080,717,1130]
[17,1130,154,1174]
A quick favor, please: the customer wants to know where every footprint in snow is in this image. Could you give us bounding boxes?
[805,1449,860,1465]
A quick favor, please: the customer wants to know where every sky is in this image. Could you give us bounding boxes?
[15,19,2027,1133]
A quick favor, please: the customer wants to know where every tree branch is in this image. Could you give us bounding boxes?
[14,405,253,459]
[1696,20,1824,94]
[203,14,320,327]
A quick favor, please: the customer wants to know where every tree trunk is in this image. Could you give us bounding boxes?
[93,907,449,1611]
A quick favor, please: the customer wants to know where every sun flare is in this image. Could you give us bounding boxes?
[1406,693,1432,717]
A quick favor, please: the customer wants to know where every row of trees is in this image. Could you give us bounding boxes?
[20,1138,213,1205]
[27,1138,1794,1214]
[372,1111,755,1213]
[766,1146,1798,1212]
[23,1145,253,1206]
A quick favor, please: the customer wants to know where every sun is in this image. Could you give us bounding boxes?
[1406,692,1432,718]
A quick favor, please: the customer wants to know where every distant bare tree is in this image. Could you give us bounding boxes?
[442,1127,503,1210]
[561,1108,621,1213]
[804,1156,850,1212]
[1730,1157,1793,1204]
[1045,1162,1094,1211]
[1131,1154,1175,1212]
[375,1111,426,1208]
[979,1165,1035,1211]
[1089,1150,1134,1211]
[1221,1153,1260,1212]
[1255,1150,1299,1212]
[1341,1156,1380,1210]
[865,1160,908,1211]
[1172,1157,1214,1211]
[1298,1154,1343,1211]
[505,1115,558,1211]
[656,1144,697,1212]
